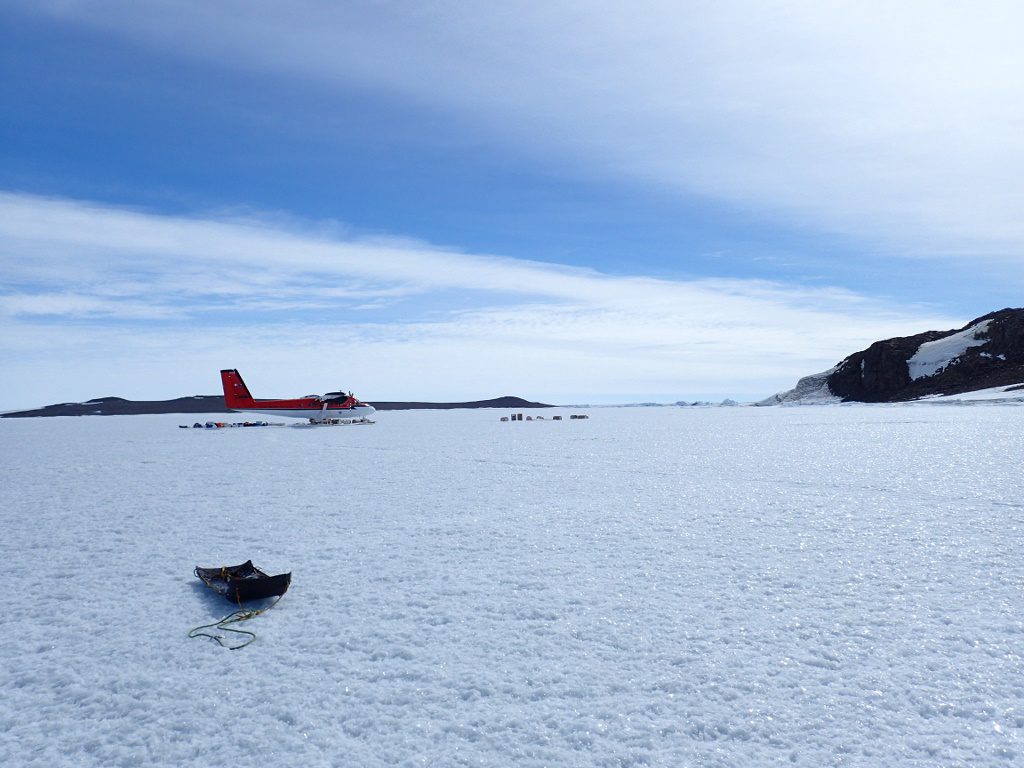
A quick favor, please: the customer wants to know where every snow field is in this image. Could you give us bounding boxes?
[2,407,1024,766]
[907,320,991,380]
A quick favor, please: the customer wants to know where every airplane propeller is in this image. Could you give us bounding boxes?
[312,391,355,421]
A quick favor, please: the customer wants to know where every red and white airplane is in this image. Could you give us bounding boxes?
[221,369,376,422]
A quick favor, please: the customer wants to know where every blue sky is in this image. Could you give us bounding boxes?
[2,1,1022,409]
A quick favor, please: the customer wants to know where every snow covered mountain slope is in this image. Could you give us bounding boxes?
[906,319,992,380]
[763,307,1024,403]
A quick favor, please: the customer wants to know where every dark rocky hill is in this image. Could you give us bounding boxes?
[3,396,227,418]
[2,394,553,418]
[370,396,552,411]
[763,307,1024,404]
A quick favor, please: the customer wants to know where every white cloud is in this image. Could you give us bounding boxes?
[0,192,960,408]
[0,292,172,319]
[23,0,1024,257]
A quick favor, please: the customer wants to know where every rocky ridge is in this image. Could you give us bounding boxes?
[762,307,1024,404]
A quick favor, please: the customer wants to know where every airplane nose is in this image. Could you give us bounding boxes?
[364,404,376,415]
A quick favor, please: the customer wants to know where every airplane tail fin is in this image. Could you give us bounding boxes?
[221,369,255,408]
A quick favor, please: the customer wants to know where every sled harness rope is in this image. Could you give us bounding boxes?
[188,595,283,651]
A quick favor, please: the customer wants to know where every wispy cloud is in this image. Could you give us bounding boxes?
[0,192,959,408]
[23,0,1024,259]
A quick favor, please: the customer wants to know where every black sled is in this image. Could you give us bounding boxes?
[194,560,291,604]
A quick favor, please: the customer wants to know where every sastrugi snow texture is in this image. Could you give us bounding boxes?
[2,407,1023,766]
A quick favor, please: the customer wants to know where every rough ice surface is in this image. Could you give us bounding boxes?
[908,320,991,380]
[3,407,1024,767]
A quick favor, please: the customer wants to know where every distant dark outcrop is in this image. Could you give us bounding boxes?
[763,307,1024,404]
[2,395,553,418]
[372,396,552,411]
[3,396,228,418]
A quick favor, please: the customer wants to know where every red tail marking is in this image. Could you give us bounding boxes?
[220,369,255,408]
